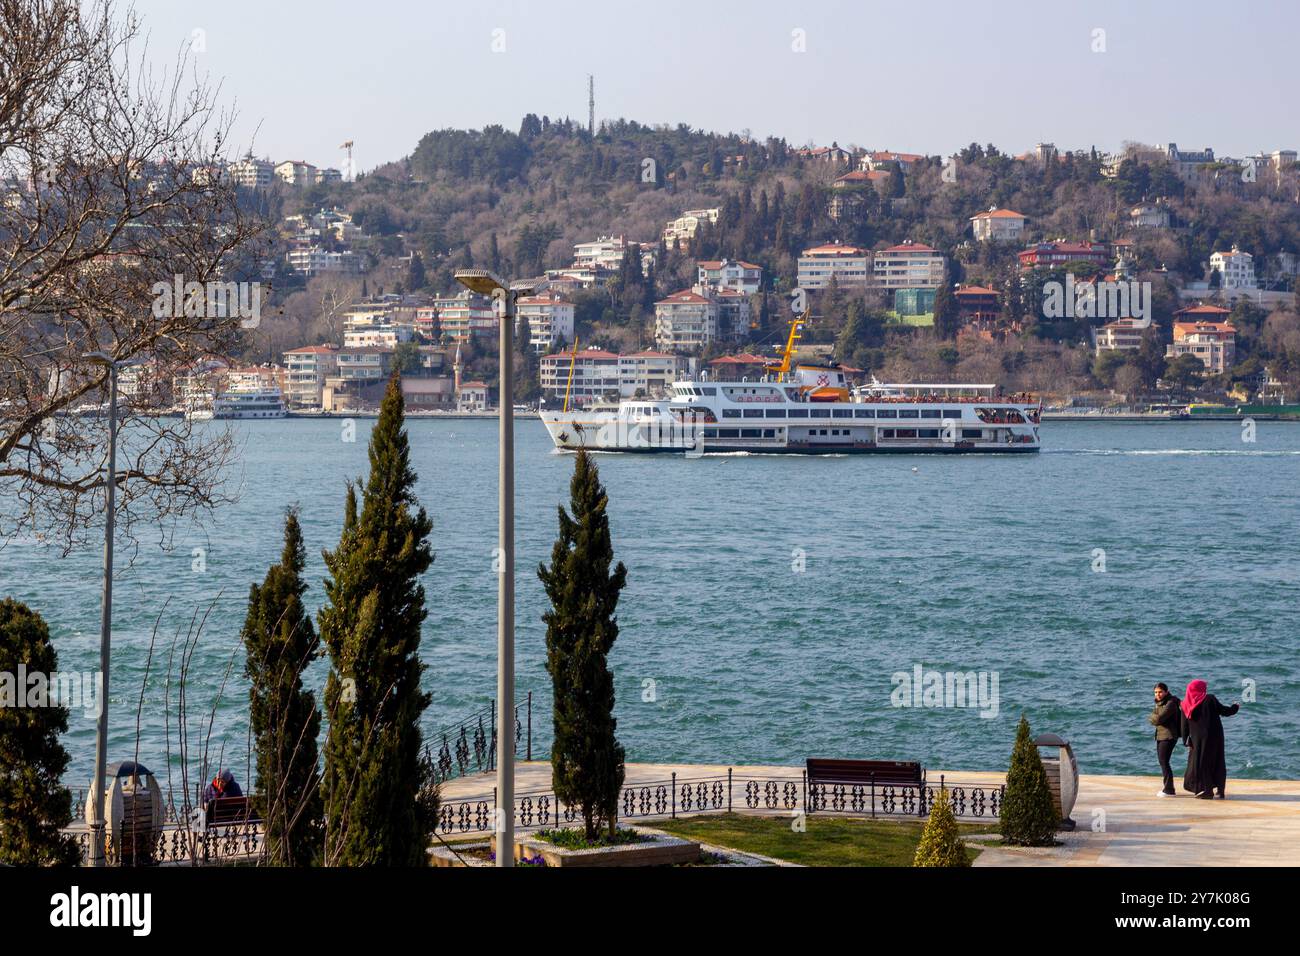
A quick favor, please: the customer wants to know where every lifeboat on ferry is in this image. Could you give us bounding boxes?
[793,364,851,402]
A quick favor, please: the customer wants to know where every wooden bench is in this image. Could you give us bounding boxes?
[202,795,259,830]
[806,758,925,790]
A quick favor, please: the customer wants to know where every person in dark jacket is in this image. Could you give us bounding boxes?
[202,769,243,807]
[1180,679,1240,799]
[1148,683,1181,796]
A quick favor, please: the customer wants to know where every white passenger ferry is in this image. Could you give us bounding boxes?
[210,387,288,420]
[540,323,1041,455]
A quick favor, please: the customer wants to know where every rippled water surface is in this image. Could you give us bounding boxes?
[4,418,1297,786]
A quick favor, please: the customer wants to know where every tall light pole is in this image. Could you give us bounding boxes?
[83,351,124,867]
[454,270,541,867]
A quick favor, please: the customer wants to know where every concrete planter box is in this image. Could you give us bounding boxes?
[498,828,702,867]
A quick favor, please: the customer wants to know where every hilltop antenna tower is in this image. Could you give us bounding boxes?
[587,75,594,136]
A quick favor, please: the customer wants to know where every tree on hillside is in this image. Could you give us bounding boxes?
[242,508,323,866]
[0,599,80,865]
[933,269,960,341]
[320,373,436,865]
[999,716,1057,846]
[538,450,628,841]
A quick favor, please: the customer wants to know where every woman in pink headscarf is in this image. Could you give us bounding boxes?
[1180,679,1240,799]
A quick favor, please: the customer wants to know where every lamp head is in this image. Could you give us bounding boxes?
[454,269,507,295]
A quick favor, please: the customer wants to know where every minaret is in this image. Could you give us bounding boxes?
[453,343,462,394]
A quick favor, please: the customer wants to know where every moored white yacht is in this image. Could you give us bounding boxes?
[210,387,287,420]
[539,321,1041,455]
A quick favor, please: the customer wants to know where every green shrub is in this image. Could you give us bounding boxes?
[913,788,970,866]
[999,715,1058,846]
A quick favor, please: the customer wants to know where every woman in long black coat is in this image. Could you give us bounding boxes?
[1180,679,1240,799]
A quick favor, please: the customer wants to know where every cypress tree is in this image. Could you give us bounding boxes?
[538,450,627,842]
[999,715,1058,846]
[242,508,323,866]
[913,787,969,867]
[0,599,80,865]
[319,373,435,865]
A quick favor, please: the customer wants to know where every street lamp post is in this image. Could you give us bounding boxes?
[83,352,122,867]
[454,270,541,867]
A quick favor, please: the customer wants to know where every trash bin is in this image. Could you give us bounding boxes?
[86,761,164,865]
[1033,733,1079,831]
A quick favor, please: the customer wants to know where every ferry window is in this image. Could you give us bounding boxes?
[763,429,775,438]
[944,409,962,418]
[743,409,764,418]
[920,409,942,419]
[766,409,785,418]
[703,428,718,438]
[896,428,918,438]
[919,429,940,438]
[962,429,982,439]
[854,409,874,418]
[898,409,920,419]
[881,429,895,438]
[808,408,830,418]
[787,409,809,418]
[701,387,717,395]
[876,409,897,419]
[722,409,741,418]
[741,428,761,438]
[719,428,739,438]
[833,410,852,418]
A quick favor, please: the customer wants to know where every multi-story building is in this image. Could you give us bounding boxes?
[539,348,622,407]
[696,259,763,295]
[797,242,871,289]
[828,170,889,220]
[1017,240,1110,269]
[970,207,1028,243]
[342,324,414,349]
[797,144,851,167]
[572,235,654,274]
[662,208,719,246]
[1210,245,1256,289]
[617,351,692,398]
[860,150,925,172]
[872,241,945,290]
[431,290,496,343]
[274,160,318,188]
[283,345,340,408]
[1130,202,1171,229]
[315,167,343,184]
[518,292,575,353]
[1167,307,1236,373]
[654,289,719,350]
[224,365,285,392]
[227,155,274,189]
[954,285,1001,323]
[457,381,491,412]
[714,288,752,339]
[1164,143,1216,179]
[286,246,362,276]
[1093,317,1151,355]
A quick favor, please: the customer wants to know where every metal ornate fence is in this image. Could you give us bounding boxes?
[435,770,1005,836]
[69,820,265,866]
[426,692,536,783]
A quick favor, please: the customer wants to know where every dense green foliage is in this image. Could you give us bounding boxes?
[319,373,436,865]
[242,509,323,866]
[538,450,628,841]
[999,716,1059,847]
[0,599,79,866]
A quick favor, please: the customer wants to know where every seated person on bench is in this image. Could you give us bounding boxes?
[203,770,243,815]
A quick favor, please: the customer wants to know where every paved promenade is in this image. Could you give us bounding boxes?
[443,761,1300,866]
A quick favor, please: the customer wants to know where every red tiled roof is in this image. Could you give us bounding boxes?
[284,344,340,353]
[657,290,712,305]
[801,243,867,256]
[880,242,937,254]
[970,208,1027,220]
[955,285,999,296]
[1175,304,1232,316]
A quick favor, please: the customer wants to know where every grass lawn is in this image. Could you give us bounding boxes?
[654,813,992,867]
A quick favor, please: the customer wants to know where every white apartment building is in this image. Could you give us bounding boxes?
[697,259,763,294]
[797,242,871,289]
[227,156,274,189]
[432,290,497,343]
[872,241,945,290]
[714,288,752,340]
[1130,202,1171,229]
[539,348,622,407]
[343,325,413,349]
[1093,318,1149,355]
[518,292,576,353]
[572,235,654,274]
[617,351,692,398]
[286,246,362,276]
[662,208,719,246]
[654,289,719,350]
[538,349,693,406]
[1210,246,1256,289]
[969,207,1028,243]
[1167,319,1236,374]
[283,345,340,408]
[275,160,318,188]
[315,167,343,184]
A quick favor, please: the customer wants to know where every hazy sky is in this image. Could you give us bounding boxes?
[131,0,1297,171]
